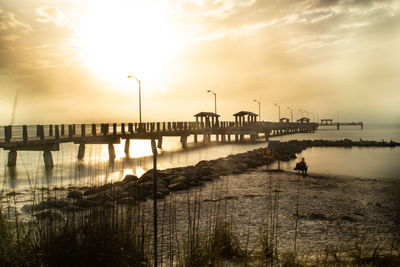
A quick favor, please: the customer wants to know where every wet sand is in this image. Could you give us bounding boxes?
[153,168,400,256]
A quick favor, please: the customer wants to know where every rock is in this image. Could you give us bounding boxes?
[75,199,99,208]
[307,213,328,220]
[122,181,137,192]
[341,215,357,222]
[38,199,68,210]
[67,191,83,199]
[200,174,219,181]
[88,191,112,202]
[34,210,64,221]
[117,197,135,205]
[170,176,187,185]
[122,174,138,184]
[21,204,42,214]
[168,182,190,191]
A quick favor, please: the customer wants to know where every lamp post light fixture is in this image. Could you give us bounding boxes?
[127,75,142,124]
[207,89,217,114]
[274,103,281,121]
[253,99,261,121]
[287,106,293,122]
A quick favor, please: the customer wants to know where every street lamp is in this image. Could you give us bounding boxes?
[207,89,217,114]
[298,109,304,119]
[253,99,261,121]
[287,106,293,122]
[127,75,142,124]
[274,103,280,121]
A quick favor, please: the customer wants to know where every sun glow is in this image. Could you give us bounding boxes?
[75,1,182,90]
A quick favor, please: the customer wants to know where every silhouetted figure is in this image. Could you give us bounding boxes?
[294,157,308,176]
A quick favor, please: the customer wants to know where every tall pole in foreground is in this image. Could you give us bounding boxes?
[253,99,261,121]
[274,103,281,121]
[150,139,158,267]
[127,75,142,124]
[207,89,217,114]
[287,106,293,122]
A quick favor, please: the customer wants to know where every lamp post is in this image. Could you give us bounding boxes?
[274,103,280,121]
[207,89,217,114]
[253,99,261,121]
[311,112,315,122]
[127,75,142,124]
[298,109,304,119]
[287,106,293,122]
[305,110,309,118]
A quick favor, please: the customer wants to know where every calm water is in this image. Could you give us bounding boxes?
[1,124,399,192]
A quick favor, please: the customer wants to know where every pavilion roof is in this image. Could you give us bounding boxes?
[233,111,258,117]
[193,112,220,117]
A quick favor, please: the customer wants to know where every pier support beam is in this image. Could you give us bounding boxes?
[43,151,54,168]
[181,136,187,149]
[78,144,85,160]
[221,134,226,143]
[240,134,244,142]
[228,134,231,142]
[108,144,116,160]
[124,139,130,156]
[7,151,17,167]
[194,134,198,143]
[157,137,163,149]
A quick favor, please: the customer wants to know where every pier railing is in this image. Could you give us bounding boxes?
[0,121,319,144]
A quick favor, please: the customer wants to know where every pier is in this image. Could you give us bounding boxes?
[319,119,363,130]
[0,115,318,167]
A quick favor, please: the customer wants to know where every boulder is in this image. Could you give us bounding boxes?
[34,210,64,221]
[75,199,99,208]
[67,191,83,200]
[117,197,135,205]
[170,176,187,185]
[37,199,68,210]
[168,182,190,191]
[122,174,138,184]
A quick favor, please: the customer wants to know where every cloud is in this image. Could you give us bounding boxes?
[0,7,32,32]
[36,6,69,26]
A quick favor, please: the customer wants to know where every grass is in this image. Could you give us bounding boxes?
[1,151,400,266]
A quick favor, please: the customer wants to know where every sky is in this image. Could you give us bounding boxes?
[0,0,399,125]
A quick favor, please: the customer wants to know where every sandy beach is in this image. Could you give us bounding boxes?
[149,168,400,257]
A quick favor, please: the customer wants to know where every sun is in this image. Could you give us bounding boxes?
[75,0,182,90]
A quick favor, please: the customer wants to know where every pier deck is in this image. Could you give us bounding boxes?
[0,121,318,167]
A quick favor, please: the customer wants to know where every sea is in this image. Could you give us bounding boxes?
[1,123,399,193]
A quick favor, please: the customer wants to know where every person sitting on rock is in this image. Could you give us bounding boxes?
[294,158,307,175]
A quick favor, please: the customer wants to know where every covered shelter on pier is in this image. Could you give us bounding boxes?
[297,117,310,123]
[233,111,258,126]
[194,112,220,128]
[279,117,290,123]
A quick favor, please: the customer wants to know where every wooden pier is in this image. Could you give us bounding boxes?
[319,119,363,130]
[0,120,318,168]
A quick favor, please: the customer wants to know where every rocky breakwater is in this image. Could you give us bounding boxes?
[23,139,399,220]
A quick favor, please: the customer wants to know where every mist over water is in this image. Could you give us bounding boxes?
[1,124,399,192]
